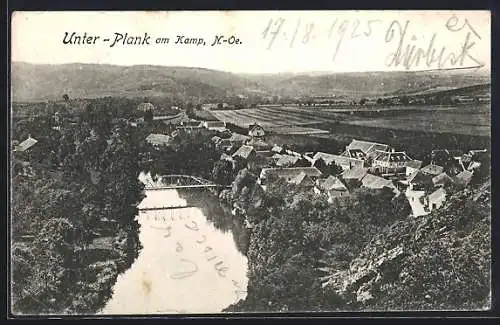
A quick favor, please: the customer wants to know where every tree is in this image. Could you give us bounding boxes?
[217,103,224,110]
[399,96,409,105]
[63,94,70,102]
[376,98,383,105]
[359,98,367,106]
[212,159,234,186]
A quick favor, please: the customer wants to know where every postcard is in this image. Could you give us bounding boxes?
[10,10,491,316]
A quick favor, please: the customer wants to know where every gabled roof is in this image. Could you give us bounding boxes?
[260,167,323,181]
[146,133,171,146]
[246,137,270,149]
[181,120,203,127]
[232,145,256,160]
[428,187,446,202]
[320,175,348,192]
[346,139,390,155]
[313,152,364,168]
[15,136,38,152]
[406,160,423,169]
[341,166,369,180]
[454,170,473,186]
[361,174,395,190]
[276,155,300,167]
[408,170,433,185]
[374,151,412,162]
[343,149,367,159]
[229,133,250,143]
[249,123,264,131]
[290,172,315,187]
[432,172,454,187]
[421,164,445,176]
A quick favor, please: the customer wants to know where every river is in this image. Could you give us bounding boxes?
[100,173,249,314]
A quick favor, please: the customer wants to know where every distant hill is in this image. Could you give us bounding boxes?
[11,62,490,102]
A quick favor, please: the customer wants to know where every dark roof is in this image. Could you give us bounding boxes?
[407,160,423,169]
[432,172,454,187]
[421,164,445,176]
[343,149,366,159]
[374,151,412,162]
[232,145,256,160]
[408,170,433,185]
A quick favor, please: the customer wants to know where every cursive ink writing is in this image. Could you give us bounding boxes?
[184,220,199,231]
[170,258,198,280]
[385,17,484,70]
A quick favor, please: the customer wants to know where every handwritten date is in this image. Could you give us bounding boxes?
[262,17,382,60]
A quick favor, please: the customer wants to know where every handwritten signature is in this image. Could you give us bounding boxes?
[385,14,484,70]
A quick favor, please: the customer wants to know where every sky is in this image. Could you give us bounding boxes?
[11,10,491,74]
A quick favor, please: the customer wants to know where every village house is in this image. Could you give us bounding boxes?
[176,120,203,132]
[229,133,250,148]
[342,148,367,160]
[289,172,317,190]
[14,135,38,153]
[361,173,399,194]
[203,121,227,132]
[426,187,447,212]
[248,123,266,138]
[315,175,350,202]
[371,150,413,176]
[453,170,474,189]
[313,152,364,171]
[432,172,455,188]
[276,154,301,167]
[246,137,271,151]
[146,133,172,149]
[407,170,434,191]
[258,167,323,186]
[406,159,423,177]
[137,102,155,112]
[344,139,391,160]
[421,163,445,177]
[341,165,369,182]
[232,145,257,169]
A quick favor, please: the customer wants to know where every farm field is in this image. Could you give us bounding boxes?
[341,109,491,136]
[211,107,339,128]
[211,104,490,137]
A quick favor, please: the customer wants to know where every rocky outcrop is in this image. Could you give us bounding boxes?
[323,179,491,309]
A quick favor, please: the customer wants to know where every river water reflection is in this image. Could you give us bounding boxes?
[101,173,249,314]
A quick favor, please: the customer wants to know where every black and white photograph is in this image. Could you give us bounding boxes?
[9,10,491,315]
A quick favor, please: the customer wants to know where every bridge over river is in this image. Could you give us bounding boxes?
[142,174,231,190]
